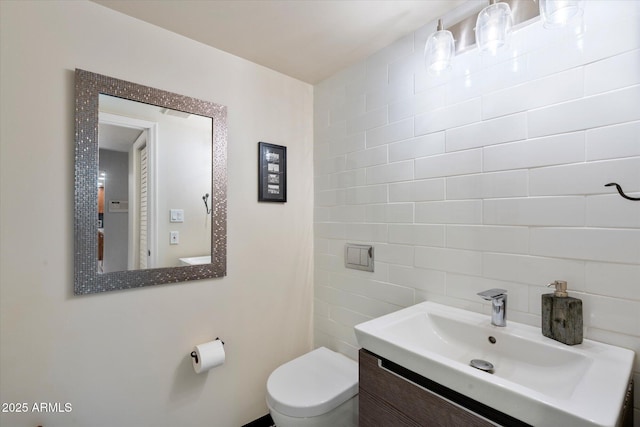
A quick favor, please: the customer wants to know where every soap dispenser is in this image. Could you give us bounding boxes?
[542,280,583,345]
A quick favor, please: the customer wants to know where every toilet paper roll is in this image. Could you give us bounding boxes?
[192,339,225,374]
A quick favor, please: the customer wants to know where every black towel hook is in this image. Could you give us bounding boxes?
[605,183,640,201]
[202,193,212,214]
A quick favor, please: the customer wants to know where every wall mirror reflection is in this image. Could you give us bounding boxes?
[98,95,213,273]
[75,69,227,294]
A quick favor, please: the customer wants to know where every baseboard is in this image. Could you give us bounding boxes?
[242,413,274,427]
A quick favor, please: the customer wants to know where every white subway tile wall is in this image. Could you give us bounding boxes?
[314,0,640,418]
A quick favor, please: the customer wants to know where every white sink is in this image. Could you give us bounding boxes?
[354,301,634,427]
[178,255,211,266]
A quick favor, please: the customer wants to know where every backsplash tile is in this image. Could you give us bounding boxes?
[482,253,585,289]
[388,265,446,294]
[329,132,365,157]
[414,247,483,276]
[415,200,482,224]
[414,149,482,179]
[316,188,345,207]
[585,121,640,161]
[366,160,413,185]
[529,157,640,196]
[314,0,639,413]
[330,205,365,223]
[345,145,387,170]
[388,224,445,247]
[528,85,640,138]
[329,169,366,189]
[389,132,445,162]
[415,97,481,135]
[389,85,446,122]
[445,112,526,152]
[366,118,413,148]
[389,178,444,202]
[481,68,583,120]
[584,49,640,95]
[345,223,388,243]
[446,170,528,199]
[446,225,530,254]
[345,184,387,205]
[445,273,530,313]
[585,262,640,300]
[366,80,413,112]
[365,203,413,223]
[483,196,586,226]
[483,131,585,172]
[331,273,414,308]
[328,94,365,125]
[374,244,414,267]
[586,194,640,228]
[580,293,640,337]
[530,228,640,263]
[347,106,388,134]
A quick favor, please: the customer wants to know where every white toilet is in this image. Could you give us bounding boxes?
[266,347,359,427]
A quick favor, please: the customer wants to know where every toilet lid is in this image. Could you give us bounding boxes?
[266,347,358,418]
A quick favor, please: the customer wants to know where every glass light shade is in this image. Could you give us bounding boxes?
[540,0,585,28]
[475,2,513,55]
[424,29,455,75]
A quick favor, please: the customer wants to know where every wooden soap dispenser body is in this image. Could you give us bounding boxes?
[542,280,583,345]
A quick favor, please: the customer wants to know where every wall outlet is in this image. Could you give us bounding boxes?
[170,231,179,245]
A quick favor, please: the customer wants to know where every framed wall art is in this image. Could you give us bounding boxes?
[258,142,287,203]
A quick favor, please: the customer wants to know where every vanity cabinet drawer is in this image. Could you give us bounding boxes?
[359,349,495,427]
[359,389,420,427]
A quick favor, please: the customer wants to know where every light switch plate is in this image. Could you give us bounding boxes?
[170,209,184,223]
[345,243,374,272]
[109,200,128,213]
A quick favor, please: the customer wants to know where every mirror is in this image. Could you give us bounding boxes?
[75,69,227,294]
[98,94,213,273]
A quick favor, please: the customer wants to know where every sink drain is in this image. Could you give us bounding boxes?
[470,359,494,373]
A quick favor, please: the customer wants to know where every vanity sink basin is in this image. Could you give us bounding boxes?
[354,301,634,427]
[178,255,211,266]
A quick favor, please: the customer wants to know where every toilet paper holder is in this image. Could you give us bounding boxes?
[190,337,224,364]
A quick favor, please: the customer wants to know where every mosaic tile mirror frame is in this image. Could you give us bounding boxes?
[74,69,227,294]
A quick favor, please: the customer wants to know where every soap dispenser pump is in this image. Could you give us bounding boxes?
[542,280,583,345]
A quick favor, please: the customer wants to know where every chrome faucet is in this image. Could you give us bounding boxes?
[477,289,507,327]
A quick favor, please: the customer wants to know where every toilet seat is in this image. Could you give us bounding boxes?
[266,347,358,418]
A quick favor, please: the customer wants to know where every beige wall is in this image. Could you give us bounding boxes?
[0,1,314,426]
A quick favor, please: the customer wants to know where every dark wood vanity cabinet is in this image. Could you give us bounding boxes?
[360,349,634,427]
[359,349,501,427]
[621,380,634,427]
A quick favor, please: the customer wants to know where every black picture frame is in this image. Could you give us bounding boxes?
[258,142,287,203]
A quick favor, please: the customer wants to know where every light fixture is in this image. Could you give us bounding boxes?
[423,0,584,75]
[424,19,455,75]
[539,0,585,29]
[475,0,513,56]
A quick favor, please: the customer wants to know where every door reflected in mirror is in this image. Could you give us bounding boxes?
[97,95,212,273]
